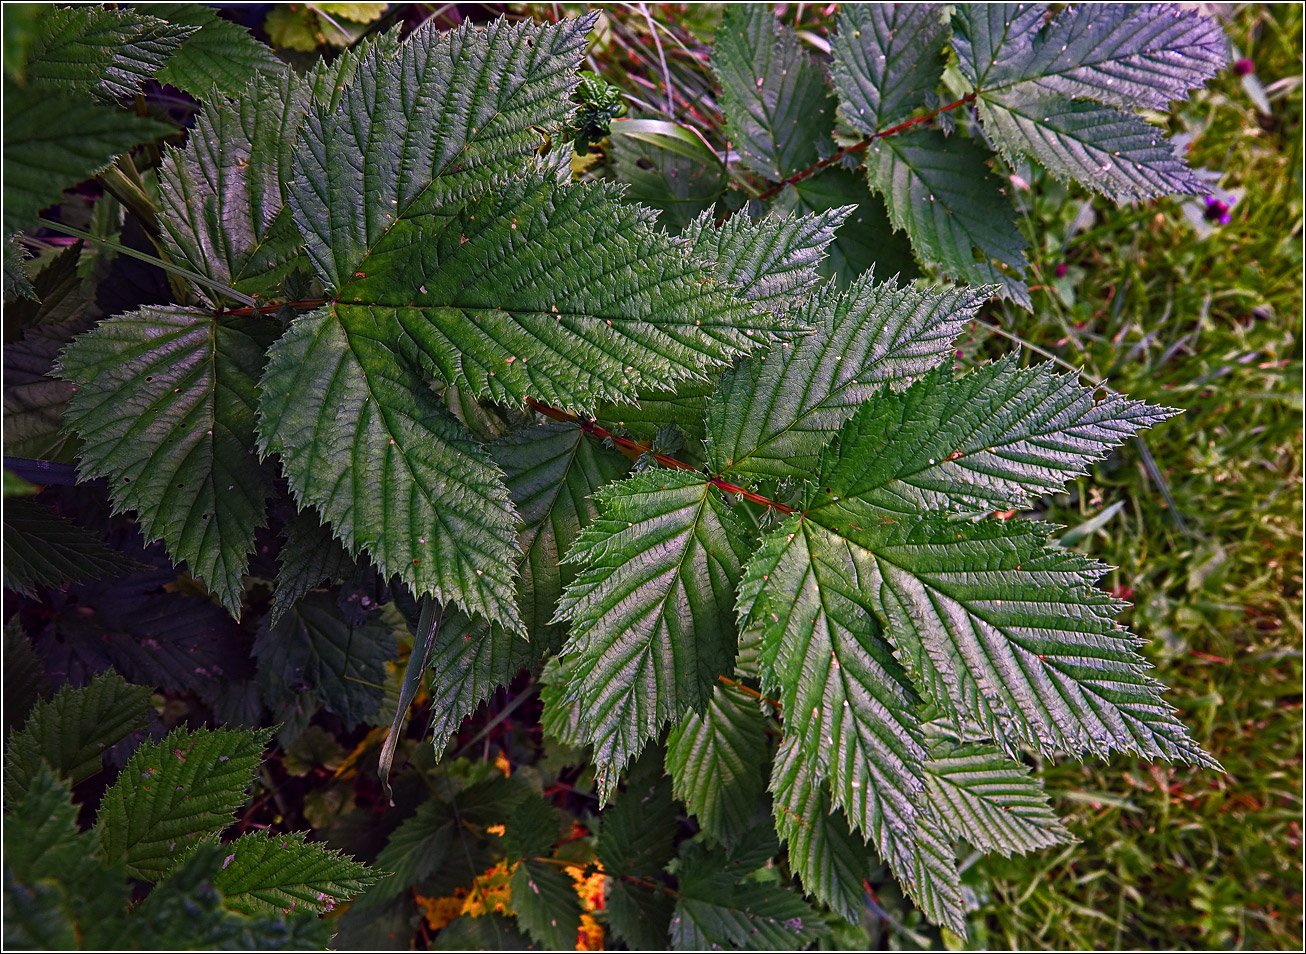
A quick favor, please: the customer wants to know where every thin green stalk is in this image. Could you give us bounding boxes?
[33,218,257,307]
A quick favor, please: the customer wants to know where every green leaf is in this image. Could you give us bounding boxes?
[3,618,47,735]
[2,498,148,598]
[5,671,152,804]
[597,763,678,949]
[950,3,1050,91]
[609,124,720,230]
[830,4,948,134]
[769,738,874,923]
[805,506,1217,769]
[57,306,277,617]
[270,508,356,626]
[2,868,79,950]
[923,740,1073,856]
[3,261,99,463]
[364,800,456,907]
[305,173,776,414]
[503,794,567,862]
[555,470,755,801]
[774,168,920,287]
[2,85,175,239]
[978,89,1203,201]
[424,611,546,756]
[122,841,334,949]
[492,421,629,635]
[707,276,989,480]
[670,839,825,949]
[149,2,284,99]
[158,70,311,303]
[96,725,270,881]
[665,683,769,849]
[434,913,538,951]
[254,590,396,728]
[956,3,1229,109]
[737,514,930,892]
[598,384,713,443]
[288,15,594,289]
[679,207,851,313]
[816,357,1178,515]
[713,4,833,180]
[865,128,1030,307]
[212,831,377,916]
[257,303,523,631]
[3,761,97,885]
[510,860,581,950]
[22,6,191,99]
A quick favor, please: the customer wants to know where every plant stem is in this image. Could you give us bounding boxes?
[525,398,797,514]
[744,91,978,208]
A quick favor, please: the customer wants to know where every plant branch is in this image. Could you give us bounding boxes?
[218,298,328,317]
[717,674,781,711]
[525,398,797,514]
[743,91,978,210]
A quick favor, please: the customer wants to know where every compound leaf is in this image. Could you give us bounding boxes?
[670,839,825,950]
[96,726,270,882]
[958,3,1229,109]
[3,761,96,886]
[597,766,678,949]
[492,421,629,635]
[305,174,775,414]
[769,738,874,924]
[737,515,930,892]
[57,306,277,617]
[270,507,356,626]
[774,169,920,287]
[555,470,754,801]
[950,3,1050,91]
[713,4,833,180]
[287,14,591,287]
[424,611,545,756]
[510,860,581,950]
[22,6,191,99]
[2,498,148,598]
[212,831,378,916]
[805,503,1217,769]
[2,86,175,240]
[831,4,949,134]
[158,70,312,303]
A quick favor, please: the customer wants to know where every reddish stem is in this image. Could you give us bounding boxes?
[525,398,796,515]
[218,297,327,317]
[729,91,979,217]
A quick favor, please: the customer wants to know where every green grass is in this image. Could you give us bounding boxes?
[967,5,1302,949]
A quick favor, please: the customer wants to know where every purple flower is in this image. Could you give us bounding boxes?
[1055,262,1068,278]
[1204,196,1232,225]
[1233,58,1255,76]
